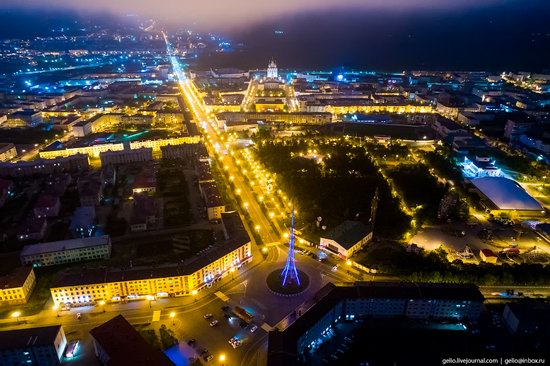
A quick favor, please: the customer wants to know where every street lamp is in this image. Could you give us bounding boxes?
[52,304,60,317]
[192,289,198,302]
[146,295,154,308]
[219,354,226,365]
[11,311,21,324]
[170,311,176,325]
[99,300,106,312]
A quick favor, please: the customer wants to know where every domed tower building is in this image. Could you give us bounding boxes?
[267,59,278,79]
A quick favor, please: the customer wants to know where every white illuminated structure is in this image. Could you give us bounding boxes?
[267,59,278,79]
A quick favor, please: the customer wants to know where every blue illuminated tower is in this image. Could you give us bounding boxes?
[281,208,300,287]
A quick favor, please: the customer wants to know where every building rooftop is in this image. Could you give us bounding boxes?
[0,267,33,290]
[268,282,484,366]
[51,217,250,289]
[0,325,62,350]
[17,216,46,236]
[321,220,372,250]
[199,181,223,207]
[21,235,110,257]
[33,193,60,209]
[90,315,174,366]
[132,173,156,190]
[480,249,497,257]
[471,177,544,211]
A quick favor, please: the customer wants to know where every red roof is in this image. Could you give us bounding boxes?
[480,249,496,257]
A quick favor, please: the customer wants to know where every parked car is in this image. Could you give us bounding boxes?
[65,340,80,358]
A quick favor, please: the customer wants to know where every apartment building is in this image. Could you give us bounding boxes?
[50,212,251,306]
[20,236,112,267]
[0,267,36,306]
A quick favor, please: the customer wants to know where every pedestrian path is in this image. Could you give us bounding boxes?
[215,291,229,302]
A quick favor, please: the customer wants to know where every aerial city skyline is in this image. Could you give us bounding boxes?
[0,2,549,366]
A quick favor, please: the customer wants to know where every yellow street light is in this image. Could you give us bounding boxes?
[219,354,226,362]
[52,304,59,311]
[255,225,261,231]
[346,260,352,266]
[11,311,21,323]
[192,289,198,302]
[262,247,268,253]
[170,311,176,325]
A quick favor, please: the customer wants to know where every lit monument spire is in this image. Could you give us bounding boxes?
[281,208,300,286]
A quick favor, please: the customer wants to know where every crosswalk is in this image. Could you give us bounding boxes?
[152,310,161,322]
[215,291,230,302]
[261,323,273,332]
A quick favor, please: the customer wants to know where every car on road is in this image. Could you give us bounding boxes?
[76,312,82,320]
[199,348,209,356]
[250,324,258,333]
[204,313,213,319]
[205,354,214,362]
[210,320,219,327]
[65,340,80,358]
[332,265,338,272]
[229,337,242,348]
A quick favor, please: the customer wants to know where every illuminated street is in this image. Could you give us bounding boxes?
[0,4,549,366]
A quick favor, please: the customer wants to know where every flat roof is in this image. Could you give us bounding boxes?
[90,315,174,366]
[51,219,250,288]
[321,220,372,250]
[21,235,110,257]
[268,282,484,365]
[0,325,62,349]
[0,267,33,289]
[471,177,544,211]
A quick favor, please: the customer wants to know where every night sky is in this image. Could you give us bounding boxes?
[1,0,549,72]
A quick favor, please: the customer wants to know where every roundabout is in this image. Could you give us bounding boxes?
[266,268,310,295]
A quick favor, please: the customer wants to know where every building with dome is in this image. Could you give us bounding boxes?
[241,60,299,113]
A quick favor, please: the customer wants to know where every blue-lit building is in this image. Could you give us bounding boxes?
[461,155,502,178]
[268,282,484,366]
[470,177,545,217]
[0,325,67,366]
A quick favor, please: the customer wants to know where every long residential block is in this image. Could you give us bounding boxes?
[20,235,112,267]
